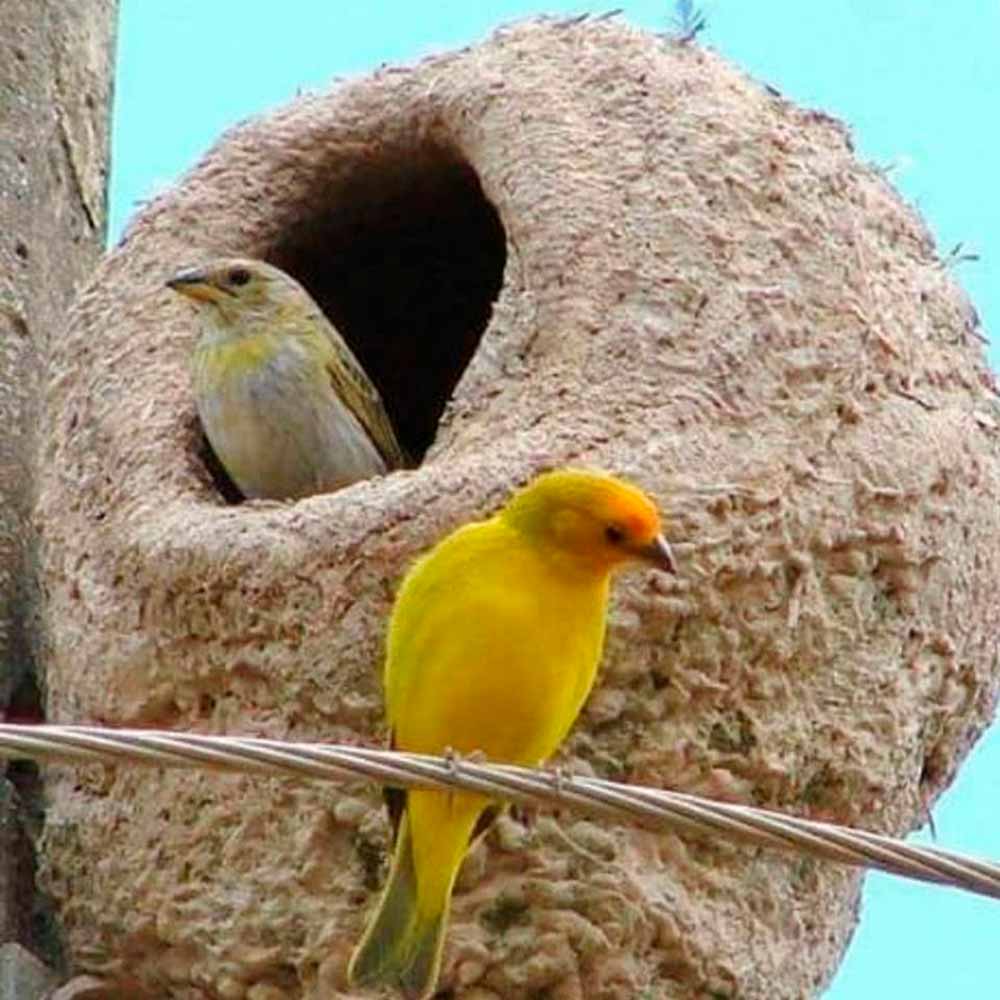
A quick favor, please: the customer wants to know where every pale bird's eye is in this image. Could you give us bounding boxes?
[228,267,251,287]
[604,525,625,546]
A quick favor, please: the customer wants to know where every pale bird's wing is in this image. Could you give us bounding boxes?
[318,319,407,468]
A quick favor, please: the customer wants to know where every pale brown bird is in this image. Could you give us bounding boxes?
[168,257,404,500]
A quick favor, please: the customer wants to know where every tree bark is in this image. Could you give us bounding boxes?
[0,0,116,977]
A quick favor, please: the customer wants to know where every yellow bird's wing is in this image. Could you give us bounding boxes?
[385,518,609,767]
[313,316,407,468]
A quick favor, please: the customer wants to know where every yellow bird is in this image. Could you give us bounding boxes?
[348,468,676,998]
[167,258,404,500]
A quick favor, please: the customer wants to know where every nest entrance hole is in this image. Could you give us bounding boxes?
[270,144,506,464]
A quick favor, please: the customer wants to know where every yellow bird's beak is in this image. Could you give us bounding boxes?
[166,267,226,303]
[638,534,676,573]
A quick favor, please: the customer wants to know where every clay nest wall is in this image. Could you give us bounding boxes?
[33,16,1000,1000]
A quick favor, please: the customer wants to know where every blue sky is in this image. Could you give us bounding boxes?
[111,3,1000,995]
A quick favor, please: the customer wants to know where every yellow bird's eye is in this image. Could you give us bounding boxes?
[604,524,625,545]
[228,267,251,287]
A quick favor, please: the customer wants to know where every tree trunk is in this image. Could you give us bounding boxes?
[0,0,116,984]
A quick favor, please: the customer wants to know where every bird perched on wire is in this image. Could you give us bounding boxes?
[167,257,405,501]
[348,467,677,999]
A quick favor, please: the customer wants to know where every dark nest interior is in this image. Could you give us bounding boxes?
[278,144,505,455]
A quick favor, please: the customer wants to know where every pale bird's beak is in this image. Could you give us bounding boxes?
[639,534,676,573]
[166,267,225,303]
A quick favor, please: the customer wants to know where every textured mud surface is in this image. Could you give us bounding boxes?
[34,17,1000,1000]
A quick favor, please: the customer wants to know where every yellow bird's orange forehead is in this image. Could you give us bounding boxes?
[518,468,662,534]
[600,484,661,538]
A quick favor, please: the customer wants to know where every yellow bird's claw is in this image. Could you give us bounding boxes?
[442,746,487,775]
[551,764,575,799]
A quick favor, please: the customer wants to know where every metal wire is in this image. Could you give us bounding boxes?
[1,723,998,900]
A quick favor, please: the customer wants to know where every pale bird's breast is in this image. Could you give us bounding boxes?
[191,332,385,499]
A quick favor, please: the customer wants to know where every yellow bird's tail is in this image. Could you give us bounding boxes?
[348,790,484,999]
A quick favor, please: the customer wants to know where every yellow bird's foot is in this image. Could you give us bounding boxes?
[508,766,573,829]
[442,746,488,773]
[552,763,572,796]
[547,763,577,822]
[441,747,489,814]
